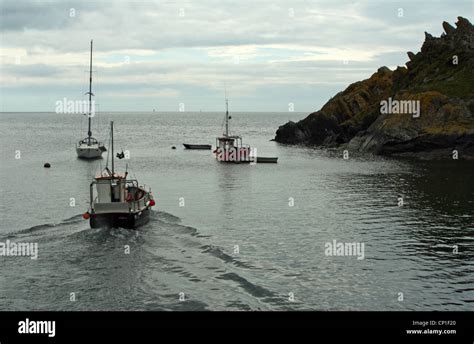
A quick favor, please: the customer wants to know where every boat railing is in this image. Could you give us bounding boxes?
[130,193,150,212]
[78,137,102,146]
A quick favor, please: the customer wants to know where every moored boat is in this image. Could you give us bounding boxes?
[76,40,106,159]
[183,143,212,150]
[214,98,253,163]
[256,157,278,163]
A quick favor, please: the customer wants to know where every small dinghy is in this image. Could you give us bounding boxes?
[256,157,278,163]
[84,121,155,229]
[183,143,212,150]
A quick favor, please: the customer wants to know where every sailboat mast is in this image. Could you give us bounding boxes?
[111,121,114,176]
[87,39,93,144]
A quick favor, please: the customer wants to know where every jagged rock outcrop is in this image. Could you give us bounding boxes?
[275,17,474,159]
[442,21,456,35]
[275,66,394,145]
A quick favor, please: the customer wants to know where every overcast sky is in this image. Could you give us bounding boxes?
[0,0,472,112]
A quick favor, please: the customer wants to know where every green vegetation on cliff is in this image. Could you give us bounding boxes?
[275,17,474,159]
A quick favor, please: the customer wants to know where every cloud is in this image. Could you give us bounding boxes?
[0,0,472,111]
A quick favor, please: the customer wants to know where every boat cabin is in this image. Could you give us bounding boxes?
[90,174,150,214]
[77,137,105,148]
[215,136,251,162]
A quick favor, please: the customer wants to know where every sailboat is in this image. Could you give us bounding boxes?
[84,121,155,229]
[214,97,252,163]
[76,40,106,159]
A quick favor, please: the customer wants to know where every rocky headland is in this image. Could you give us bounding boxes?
[275,17,474,159]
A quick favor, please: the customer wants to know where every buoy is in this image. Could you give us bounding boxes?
[82,212,90,220]
[172,146,176,149]
[44,163,51,168]
[149,199,156,206]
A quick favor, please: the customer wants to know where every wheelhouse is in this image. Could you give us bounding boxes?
[90,174,151,214]
[215,136,251,162]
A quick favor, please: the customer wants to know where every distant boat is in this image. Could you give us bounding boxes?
[214,97,252,163]
[76,40,106,159]
[213,96,278,164]
[183,143,212,150]
[84,121,155,229]
[256,157,278,163]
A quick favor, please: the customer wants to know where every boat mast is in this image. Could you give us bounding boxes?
[111,121,114,176]
[225,87,229,136]
[87,39,93,145]
[225,99,229,136]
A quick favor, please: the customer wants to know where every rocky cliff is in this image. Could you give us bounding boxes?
[275,17,474,159]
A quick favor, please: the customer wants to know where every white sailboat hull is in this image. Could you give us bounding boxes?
[76,145,103,159]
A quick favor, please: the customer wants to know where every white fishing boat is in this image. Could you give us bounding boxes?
[76,40,106,159]
[83,121,155,229]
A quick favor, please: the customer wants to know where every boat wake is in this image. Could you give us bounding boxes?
[2,214,84,240]
[0,211,297,311]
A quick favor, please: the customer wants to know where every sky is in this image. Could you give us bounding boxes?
[0,0,472,112]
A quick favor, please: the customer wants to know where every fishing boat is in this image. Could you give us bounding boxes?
[214,98,253,163]
[84,121,155,229]
[76,40,106,159]
[183,143,212,150]
[213,97,278,163]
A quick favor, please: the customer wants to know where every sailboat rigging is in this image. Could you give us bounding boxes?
[76,40,106,159]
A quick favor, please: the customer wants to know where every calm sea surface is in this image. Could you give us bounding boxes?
[0,112,472,310]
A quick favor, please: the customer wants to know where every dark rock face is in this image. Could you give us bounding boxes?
[274,17,474,159]
[442,21,456,35]
[275,66,393,145]
[275,121,307,144]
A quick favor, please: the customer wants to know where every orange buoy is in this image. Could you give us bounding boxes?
[82,212,90,219]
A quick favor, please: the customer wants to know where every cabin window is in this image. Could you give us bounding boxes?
[111,183,121,202]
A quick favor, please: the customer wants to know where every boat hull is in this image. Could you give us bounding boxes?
[256,157,278,163]
[216,157,278,164]
[90,208,150,229]
[76,147,104,159]
[183,144,212,150]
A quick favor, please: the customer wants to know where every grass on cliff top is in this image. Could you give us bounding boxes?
[409,71,474,99]
[406,49,474,99]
